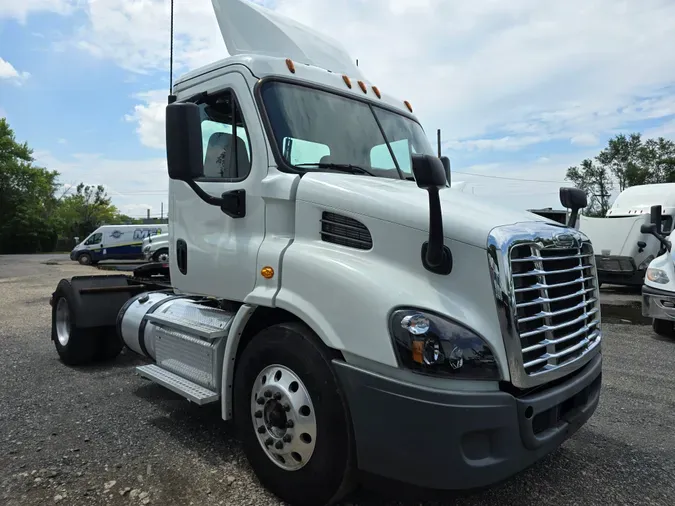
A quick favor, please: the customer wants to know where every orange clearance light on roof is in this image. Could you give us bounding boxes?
[357,80,367,93]
[342,75,352,88]
[404,100,413,112]
[261,266,275,279]
[372,86,382,98]
[285,58,296,73]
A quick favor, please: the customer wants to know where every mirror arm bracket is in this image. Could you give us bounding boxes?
[184,180,246,218]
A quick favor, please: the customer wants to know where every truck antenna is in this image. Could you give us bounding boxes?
[168,0,176,104]
[437,129,441,157]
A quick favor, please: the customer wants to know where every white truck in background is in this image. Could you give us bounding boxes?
[579,183,675,286]
[640,205,675,338]
[48,1,603,505]
[142,232,170,263]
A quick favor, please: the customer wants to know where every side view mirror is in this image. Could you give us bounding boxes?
[165,102,246,219]
[411,154,452,275]
[559,187,588,228]
[440,156,451,186]
[166,102,204,181]
[642,205,671,253]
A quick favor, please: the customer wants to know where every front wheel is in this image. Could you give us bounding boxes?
[234,322,355,506]
[652,318,675,338]
[77,253,92,265]
[153,248,169,263]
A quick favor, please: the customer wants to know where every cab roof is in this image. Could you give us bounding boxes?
[608,183,675,216]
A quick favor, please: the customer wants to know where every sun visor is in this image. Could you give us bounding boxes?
[211,0,363,78]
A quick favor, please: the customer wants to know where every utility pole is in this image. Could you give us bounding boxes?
[356,59,359,67]
[161,202,164,220]
[147,209,150,220]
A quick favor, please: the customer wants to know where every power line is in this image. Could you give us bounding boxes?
[452,170,568,184]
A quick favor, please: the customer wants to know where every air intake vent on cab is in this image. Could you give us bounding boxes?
[320,212,372,250]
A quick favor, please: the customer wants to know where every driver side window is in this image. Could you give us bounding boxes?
[199,90,252,181]
[85,233,102,245]
[370,139,413,174]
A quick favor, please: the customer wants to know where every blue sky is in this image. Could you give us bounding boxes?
[2,0,675,216]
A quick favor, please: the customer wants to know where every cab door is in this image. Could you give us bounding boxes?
[169,71,267,301]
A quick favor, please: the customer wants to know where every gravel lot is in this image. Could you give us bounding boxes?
[1,254,674,506]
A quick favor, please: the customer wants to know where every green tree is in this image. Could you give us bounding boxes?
[595,133,647,191]
[55,183,121,240]
[0,118,61,253]
[565,159,613,217]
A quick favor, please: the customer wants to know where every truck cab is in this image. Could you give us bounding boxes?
[49,1,603,505]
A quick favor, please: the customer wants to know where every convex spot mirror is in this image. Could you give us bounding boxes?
[559,187,588,211]
[412,154,447,189]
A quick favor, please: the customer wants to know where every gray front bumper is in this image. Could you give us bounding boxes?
[642,285,675,320]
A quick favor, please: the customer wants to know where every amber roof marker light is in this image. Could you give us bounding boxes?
[372,86,382,99]
[358,80,367,93]
[285,58,296,73]
[342,75,353,89]
[404,100,413,113]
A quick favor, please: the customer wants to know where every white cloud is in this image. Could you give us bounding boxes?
[570,134,599,147]
[0,0,76,23]
[11,0,675,179]
[34,151,169,217]
[0,57,30,84]
[124,89,167,149]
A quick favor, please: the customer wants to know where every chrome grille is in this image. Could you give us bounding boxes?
[510,241,601,377]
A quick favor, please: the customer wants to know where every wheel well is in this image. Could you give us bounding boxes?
[235,307,344,362]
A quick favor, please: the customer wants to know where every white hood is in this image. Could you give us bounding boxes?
[211,0,363,78]
[579,214,657,257]
[296,173,558,248]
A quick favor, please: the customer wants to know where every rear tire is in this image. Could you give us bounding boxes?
[652,318,675,338]
[77,253,92,266]
[153,248,169,263]
[95,327,124,362]
[234,322,355,506]
[51,280,97,365]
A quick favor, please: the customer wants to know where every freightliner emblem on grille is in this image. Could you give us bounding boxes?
[552,233,577,248]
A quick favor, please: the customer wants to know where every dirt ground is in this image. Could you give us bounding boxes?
[1,254,674,506]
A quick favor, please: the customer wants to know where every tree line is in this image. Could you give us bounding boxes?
[0,118,148,254]
[566,133,675,216]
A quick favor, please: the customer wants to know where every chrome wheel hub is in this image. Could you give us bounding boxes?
[55,298,71,346]
[251,364,317,471]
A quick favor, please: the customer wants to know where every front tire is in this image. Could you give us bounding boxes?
[77,253,92,265]
[234,322,355,506]
[652,318,675,338]
[153,248,169,263]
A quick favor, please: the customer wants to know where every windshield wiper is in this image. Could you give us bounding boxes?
[294,162,375,177]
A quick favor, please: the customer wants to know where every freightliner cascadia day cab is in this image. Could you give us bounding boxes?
[49,1,603,504]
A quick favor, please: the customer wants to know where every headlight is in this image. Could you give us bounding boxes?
[389,309,501,380]
[647,268,669,284]
[638,255,655,271]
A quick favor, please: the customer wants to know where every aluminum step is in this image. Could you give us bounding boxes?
[146,311,231,340]
[136,364,219,405]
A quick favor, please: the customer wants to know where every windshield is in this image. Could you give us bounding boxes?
[260,81,435,179]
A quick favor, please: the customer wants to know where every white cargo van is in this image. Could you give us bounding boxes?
[579,183,675,286]
[70,225,167,265]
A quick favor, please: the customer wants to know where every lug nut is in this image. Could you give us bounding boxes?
[275,440,284,450]
[264,390,272,398]
[273,392,282,400]
[257,425,266,434]
[286,420,294,428]
[256,397,265,405]
[265,438,273,446]
[254,410,262,418]
[282,404,290,412]
[283,434,292,443]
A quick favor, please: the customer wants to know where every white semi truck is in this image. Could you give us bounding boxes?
[640,205,675,338]
[48,1,603,505]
